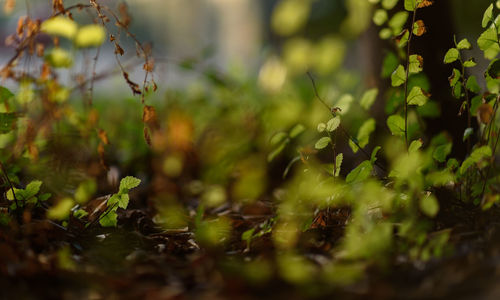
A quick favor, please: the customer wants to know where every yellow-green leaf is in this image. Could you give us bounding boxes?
[74,24,106,48]
[41,16,78,39]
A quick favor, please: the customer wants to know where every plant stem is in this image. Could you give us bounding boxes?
[403,8,418,151]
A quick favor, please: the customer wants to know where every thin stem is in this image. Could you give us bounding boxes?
[0,162,19,209]
[403,7,418,151]
[306,72,387,174]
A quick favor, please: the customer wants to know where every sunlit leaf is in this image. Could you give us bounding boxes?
[335,153,343,177]
[41,16,78,39]
[482,3,494,28]
[289,124,305,138]
[463,59,477,67]
[346,160,373,183]
[448,68,461,87]
[409,139,423,154]
[457,38,472,50]
[420,193,439,217]
[466,76,480,93]
[74,24,106,48]
[460,145,492,174]
[391,65,406,87]
[463,128,474,142]
[382,0,398,10]
[373,9,388,26]
[360,88,378,110]
[326,116,341,132]
[99,210,118,227]
[315,137,331,150]
[119,176,141,191]
[407,86,429,106]
[389,12,409,33]
[357,118,376,149]
[387,115,405,136]
[47,198,74,220]
[477,27,498,52]
[45,48,73,68]
[444,48,459,63]
[409,54,423,74]
[271,0,311,36]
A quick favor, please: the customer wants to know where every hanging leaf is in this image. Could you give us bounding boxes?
[315,137,331,150]
[75,24,106,48]
[457,38,472,50]
[409,54,424,73]
[433,143,452,163]
[409,139,423,154]
[346,160,373,184]
[444,48,459,63]
[420,193,439,217]
[463,128,474,142]
[407,86,429,106]
[373,9,388,26]
[317,123,326,133]
[477,27,498,52]
[482,3,494,28]
[486,59,500,79]
[41,16,78,39]
[391,65,406,87]
[326,116,341,132]
[477,103,494,124]
[448,68,461,87]
[360,88,378,110]
[387,115,405,136]
[395,29,410,48]
[413,20,426,36]
[357,118,376,149]
[459,145,492,174]
[382,0,398,10]
[334,153,343,177]
[463,58,477,67]
[389,12,409,33]
[404,0,417,11]
[466,76,480,93]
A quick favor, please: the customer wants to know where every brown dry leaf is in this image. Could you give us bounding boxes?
[114,43,124,56]
[36,43,45,57]
[413,20,426,36]
[144,127,152,146]
[142,105,158,124]
[98,129,109,145]
[40,63,50,80]
[477,103,493,124]
[143,59,155,72]
[418,0,434,8]
[16,16,25,38]
[52,0,65,13]
[3,0,15,14]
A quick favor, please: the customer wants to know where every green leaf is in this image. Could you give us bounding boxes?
[289,124,305,138]
[24,181,42,199]
[270,132,288,145]
[387,115,405,136]
[391,65,406,87]
[396,30,410,48]
[335,94,353,115]
[47,198,74,221]
[382,0,398,10]
[389,12,409,33]
[433,143,452,163]
[335,153,343,177]
[0,112,18,134]
[470,95,482,116]
[346,161,373,184]
[463,128,474,141]
[360,88,378,110]
[119,176,141,192]
[99,210,118,227]
[444,48,459,63]
[457,38,472,50]
[460,145,492,174]
[453,83,462,99]
[482,4,494,28]
[404,0,417,11]
[0,86,14,102]
[73,209,88,219]
[448,68,461,87]
[466,76,480,93]
[268,142,286,162]
[242,228,255,242]
[373,9,388,26]
[486,59,500,79]
[477,27,498,52]
[45,48,73,68]
[409,54,423,74]
[379,28,392,40]
[118,194,129,209]
[382,52,398,78]
[370,146,381,164]
[74,24,106,48]
[409,139,423,154]
[41,16,78,39]
[407,86,429,106]
[420,193,439,217]
[317,123,326,132]
[463,59,477,67]
[75,179,97,205]
[326,116,341,132]
[357,118,376,149]
[315,137,331,150]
